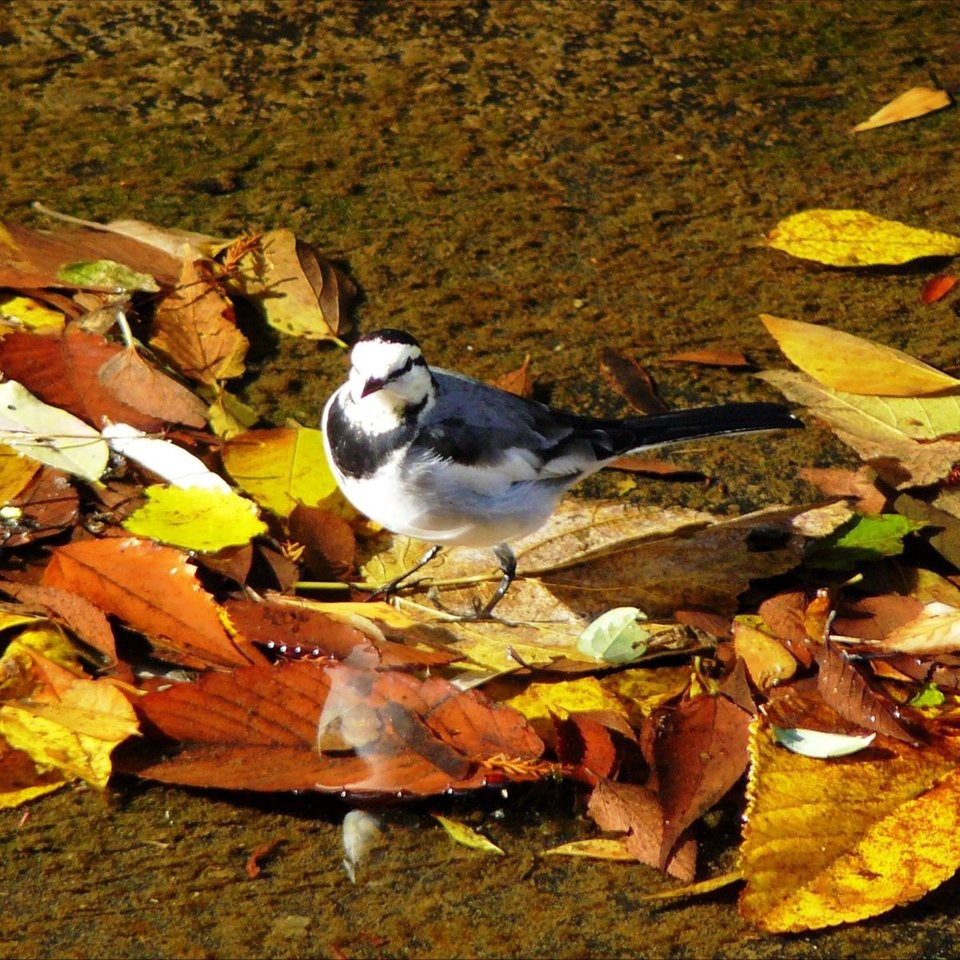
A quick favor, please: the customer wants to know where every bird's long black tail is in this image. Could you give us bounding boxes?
[611,402,802,454]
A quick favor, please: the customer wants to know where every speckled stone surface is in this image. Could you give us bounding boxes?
[3,2,960,957]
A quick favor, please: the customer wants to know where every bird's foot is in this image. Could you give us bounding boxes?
[425,587,519,626]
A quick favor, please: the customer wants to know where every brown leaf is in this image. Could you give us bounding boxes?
[287,504,356,581]
[490,355,534,398]
[816,642,918,742]
[150,257,248,384]
[799,466,889,515]
[553,713,618,785]
[97,347,207,428]
[605,456,704,479]
[598,348,667,414]
[127,661,543,796]
[832,594,925,642]
[0,221,181,289]
[43,538,262,670]
[586,779,696,881]
[3,467,78,548]
[921,274,958,305]
[245,839,281,880]
[653,692,752,865]
[0,328,163,431]
[0,581,117,664]
[733,619,797,689]
[222,598,458,670]
[663,348,750,368]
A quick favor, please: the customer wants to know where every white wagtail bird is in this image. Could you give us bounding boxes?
[322,330,802,618]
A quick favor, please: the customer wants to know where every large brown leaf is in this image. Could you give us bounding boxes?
[0,329,162,431]
[128,661,543,796]
[43,538,262,670]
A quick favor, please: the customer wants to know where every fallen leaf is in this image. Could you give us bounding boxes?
[663,348,750,368]
[0,327,168,431]
[0,294,65,334]
[765,210,960,267]
[490,355,534,398]
[222,427,338,516]
[761,315,960,396]
[1,467,78,548]
[920,274,958,305]
[542,837,637,860]
[852,86,951,133]
[599,348,667,414]
[245,839,282,879]
[805,514,921,570]
[127,661,543,796]
[587,779,696,881]
[760,369,960,488]
[831,594,924,642]
[0,446,40,504]
[740,718,960,932]
[602,666,692,725]
[772,726,876,758]
[654,692,752,865]
[505,677,631,726]
[56,259,158,293]
[0,380,109,482]
[799,466,888,515]
[97,347,208,428]
[43,538,262,670]
[150,256,248,384]
[230,229,355,341]
[576,607,652,663]
[732,617,797,689]
[553,712,620,784]
[0,738,67,808]
[287,504,356,581]
[875,603,960,656]
[432,814,505,855]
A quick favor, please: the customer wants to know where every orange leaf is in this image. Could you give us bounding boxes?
[598,348,667,414]
[920,274,958,305]
[127,661,543,796]
[43,538,262,670]
[490,355,534,398]
[663,348,750,368]
[150,257,248,384]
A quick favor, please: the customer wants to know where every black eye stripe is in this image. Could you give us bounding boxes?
[385,354,424,382]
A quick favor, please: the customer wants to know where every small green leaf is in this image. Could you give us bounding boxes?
[909,682,946,709]
[576,606,651,664]
[432,814,505,855]
[57,259,160,293]
[805,514,924,570]
[122,484,266,552]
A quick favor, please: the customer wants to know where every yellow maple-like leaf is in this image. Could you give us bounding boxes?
[122,484,266,552]
[506,676,630,724]
[761,315,960,396]
[766,209,960,267]
[222,426,338,517]
[740,719,960,932]
[852,86,951,133]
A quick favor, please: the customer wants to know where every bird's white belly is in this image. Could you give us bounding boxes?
[335,453,556,548]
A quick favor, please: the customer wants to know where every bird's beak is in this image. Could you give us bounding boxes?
[360,377,385,398]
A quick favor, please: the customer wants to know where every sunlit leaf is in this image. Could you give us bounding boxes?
[920,274,958,305]
[505,677,631,724]
[0,380,108,482]
[0,445,40,504]
[909,684,946,709]
[0,738,67,809]
[542,837,637,860]
[432,814,505,855]
[765,209,960,267]
[222,426,338,517]
[577,607,651,663]
[57,259,159,293]
[761,315,960,396]
[732,617,796,689]
[122,484,266,552]
[805,514,922,570]
[740,719,960,932]
[0,294,65,333]
[852,86,951,133]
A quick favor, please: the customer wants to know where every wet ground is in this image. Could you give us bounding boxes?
[3,1,960,956]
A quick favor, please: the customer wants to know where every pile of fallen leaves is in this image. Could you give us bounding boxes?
[5,204,960,935]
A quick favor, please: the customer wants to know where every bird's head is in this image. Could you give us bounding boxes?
[347,329,435,415]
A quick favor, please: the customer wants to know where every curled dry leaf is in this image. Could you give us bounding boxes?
[852,86,951,133]
[490,355,534,398]
[598,348,667,414]
[663,348,750,368]
[875,603,960,657]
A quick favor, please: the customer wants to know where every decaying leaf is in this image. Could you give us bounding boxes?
[852,86,951,133]
[150,256,248,384]
[432,814,505,855]
[740,719,960,932]
[663,348,750,368]
[732,617,797,689]
[599,348,667,414]
[765,210,960,267]
[761,315,960,396]
[799,466,888,515]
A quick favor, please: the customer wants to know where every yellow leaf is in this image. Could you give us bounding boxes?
[602,666,692,723]
[204,388,259,440]
[432,814,505,855]
[0,294,65,333]
[222,426,338,517]
[740,719,960,932]
[641,870,743,902]
[761,315,960,396]
[852,86,951,133]
[543,837,636,860]
[122,484,266,552]
[506,677,630,723]
[0,739,67,809]
[766,209,960,267]
[0,444,39,504]
[732,617,796,689]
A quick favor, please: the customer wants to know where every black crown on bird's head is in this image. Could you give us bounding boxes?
[356,329,422,349]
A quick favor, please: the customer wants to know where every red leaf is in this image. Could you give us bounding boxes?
[3,468,78,548]
[587,779,696,881]
[920,274,957,305]
[554,713,618,785]
[43,538,262,670]
[490,355,535,398]
[598,349,668,414]
[287,505,356,581]
[0,329,163,431]
[653,692,752,866]
[127,661,543,796]
[223,598,458,669]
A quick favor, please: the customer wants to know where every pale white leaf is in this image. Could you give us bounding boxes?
[773,726,876,759]
[577,606,651,663]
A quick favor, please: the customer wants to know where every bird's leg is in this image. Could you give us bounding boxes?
[371,543,442,600]
[476,543,517,619]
